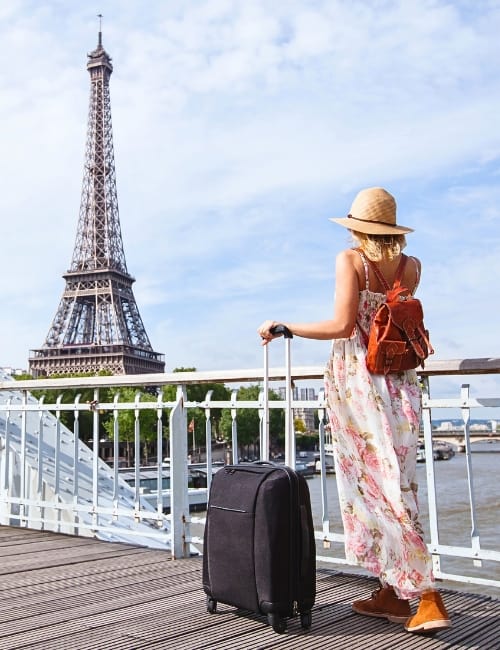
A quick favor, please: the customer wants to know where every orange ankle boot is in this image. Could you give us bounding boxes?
[352,586,411,624]
[405,590,451,633]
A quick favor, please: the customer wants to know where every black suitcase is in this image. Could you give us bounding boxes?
[202,462,316,633]
[202,324,316,633]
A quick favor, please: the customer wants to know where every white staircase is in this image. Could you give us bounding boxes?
[0,369,172,549]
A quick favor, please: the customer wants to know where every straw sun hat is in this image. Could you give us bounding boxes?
[330,187,413,235]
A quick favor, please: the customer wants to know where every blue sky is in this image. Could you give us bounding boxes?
[1,0,500,414]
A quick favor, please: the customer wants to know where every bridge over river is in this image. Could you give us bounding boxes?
[429,430,500,450]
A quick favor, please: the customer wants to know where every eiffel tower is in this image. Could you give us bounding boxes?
[29,26,165,377]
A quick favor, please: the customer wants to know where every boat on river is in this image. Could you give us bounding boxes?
[314,453,335,474]
[311,444,336,474]
[119,463,223,513]
[272,453,316,477]
[120,457,316,512]
[417,440,456,462]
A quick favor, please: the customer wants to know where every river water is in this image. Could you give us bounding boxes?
[307,442,500,597]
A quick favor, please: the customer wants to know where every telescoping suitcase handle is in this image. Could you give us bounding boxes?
[270,324,293,339]
[263,324,295,468]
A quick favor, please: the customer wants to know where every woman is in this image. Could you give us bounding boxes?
[258,187,451,635]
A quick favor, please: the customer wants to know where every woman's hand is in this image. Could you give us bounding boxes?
[257,320,282,345]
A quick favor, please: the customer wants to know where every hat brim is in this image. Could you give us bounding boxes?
[329,217,413,235]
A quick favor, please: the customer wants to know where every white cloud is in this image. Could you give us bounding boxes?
[1,0,500,414]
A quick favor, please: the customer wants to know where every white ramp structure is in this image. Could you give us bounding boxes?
[0,369,176,550]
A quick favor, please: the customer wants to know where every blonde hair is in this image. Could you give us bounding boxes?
[351,231,407,262]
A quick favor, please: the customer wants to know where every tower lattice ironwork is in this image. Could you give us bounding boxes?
[29,29,165,377]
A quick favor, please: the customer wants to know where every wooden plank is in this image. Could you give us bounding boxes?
[0,528,498,650]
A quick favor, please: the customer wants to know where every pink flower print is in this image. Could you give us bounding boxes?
[338,456,358,483]
[404,528,428,553]
[349,536,372,559]
[363,549,383,574]
[361,444,383,474]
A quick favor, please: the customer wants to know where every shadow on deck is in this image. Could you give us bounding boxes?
[0,526,498,650]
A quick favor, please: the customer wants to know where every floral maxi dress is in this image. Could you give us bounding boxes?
[324,277,435,600]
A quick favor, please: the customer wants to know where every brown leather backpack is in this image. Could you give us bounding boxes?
[360,254,434,374]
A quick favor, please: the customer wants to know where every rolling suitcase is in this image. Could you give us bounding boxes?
[202,462,315,633]
[202,325,316,633]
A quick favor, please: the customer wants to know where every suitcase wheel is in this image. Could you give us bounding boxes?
[206,596,217,614]
[300,611,312,629]
[267,613,287,634]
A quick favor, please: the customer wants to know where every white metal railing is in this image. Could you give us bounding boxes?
[419,381,500,589]
[0,359,499,590]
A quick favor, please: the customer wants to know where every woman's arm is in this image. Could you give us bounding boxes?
[258,249,361,344]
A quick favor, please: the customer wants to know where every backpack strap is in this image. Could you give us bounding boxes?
[392,255,408,290]
[356,249,409,292]
[362,253,408,291]
[369,261,391,291]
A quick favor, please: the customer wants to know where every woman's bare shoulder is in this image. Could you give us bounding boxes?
[335,248,365,290]
[336,247,361,264]
[406,253,422,270]
[336,248,365,273]
[406,252,421,262]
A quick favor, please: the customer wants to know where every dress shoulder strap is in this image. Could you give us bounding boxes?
[355,249,370,291]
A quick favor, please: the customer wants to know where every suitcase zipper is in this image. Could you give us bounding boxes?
[210,505,246,513]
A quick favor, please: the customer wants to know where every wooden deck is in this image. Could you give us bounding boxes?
[0,527,499,650]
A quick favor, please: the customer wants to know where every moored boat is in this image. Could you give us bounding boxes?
[119,463,223,513]
[417,441,456,462]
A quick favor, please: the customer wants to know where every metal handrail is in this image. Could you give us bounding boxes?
[4,356,500,392]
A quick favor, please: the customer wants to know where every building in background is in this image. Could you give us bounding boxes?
[276,386,318,432]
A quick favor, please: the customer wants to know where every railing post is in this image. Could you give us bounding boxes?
[204,390,213,492]
[170,385,190,559]
[156,390,164,523]
[421,376,441,575]
[20,391,27,527]
[73,394,81,534]
[55,394,63,532]
[90,388,99,532]
[112,393,119,521]
[317,389,330,539]
[133,391,142,521]
[36,396,45,524]
[0,399,12,525]
[461,384,481,566]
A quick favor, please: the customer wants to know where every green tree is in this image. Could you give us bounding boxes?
[102,387,160,465]
[15,368,231,463]
[219,385,284,458]
[161,368,231,453]
[15,370,114,441]
[294,418,307,433]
